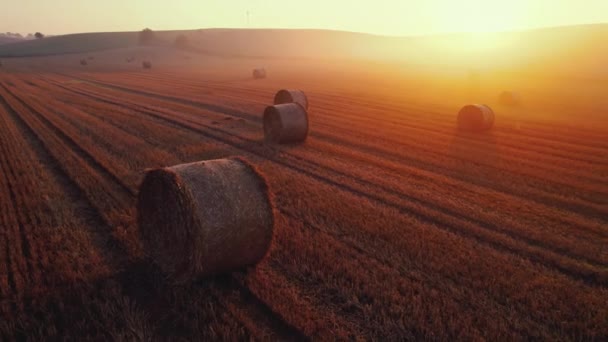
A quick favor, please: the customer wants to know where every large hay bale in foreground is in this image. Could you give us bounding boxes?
[498,91,521,106]
[274,89,309,110]
[264,103,309,143]
[138,158,275,283]
[253,68,266,79]
[142,61,152,69]
[457,104,495,131]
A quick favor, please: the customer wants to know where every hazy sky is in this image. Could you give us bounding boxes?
[3,0,608,36]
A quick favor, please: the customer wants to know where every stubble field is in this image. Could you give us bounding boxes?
[0,60,606,340]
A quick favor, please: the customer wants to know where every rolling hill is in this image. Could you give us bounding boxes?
[0,24,607,78]
[0,35,26,45]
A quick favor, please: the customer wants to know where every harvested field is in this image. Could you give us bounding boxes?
[0,59,606,340]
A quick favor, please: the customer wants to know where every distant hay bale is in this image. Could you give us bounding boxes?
[264,103,309,143]
[142,61,152,69]
[253,68,266,79]
[138,158,275,283]
[498,91,521,107]
[274,89,309,110]
[80,59,88,66]
[458,104,495,131]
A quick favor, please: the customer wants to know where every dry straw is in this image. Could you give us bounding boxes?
[138,158,275,283]
[264,103,309,143]
[457,104,495,131]
[253,68,266,79]
[274,89,309,110]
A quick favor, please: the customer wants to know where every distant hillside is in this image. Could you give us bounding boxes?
[0,29,380,58]
[0,24,607,77]
[0,37,20,45]
[0,31,138,56]
[0,33,27,45]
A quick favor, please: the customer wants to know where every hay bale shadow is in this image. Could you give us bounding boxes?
[0,255,255,341]
[259,138,305,158]
[448,130,501,186]
[0,267,156,341]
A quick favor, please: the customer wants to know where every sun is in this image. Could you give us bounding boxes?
[411,0,527,64]
[434,0,526,34]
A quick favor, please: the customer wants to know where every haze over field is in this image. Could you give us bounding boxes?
[1,25,608,81]
[1,1,608,78]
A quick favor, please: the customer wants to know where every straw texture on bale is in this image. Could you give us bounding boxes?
[274,89,309,110]
[138,158,275,283]
[499,91,521,106]
[253,68,266,79]
[457,104,495,131]
[264,103,309,143]
[143,61,152,69]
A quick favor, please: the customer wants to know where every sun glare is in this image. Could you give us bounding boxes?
[432,0,529,34]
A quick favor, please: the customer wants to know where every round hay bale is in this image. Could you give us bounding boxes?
[457,104,495,131]
[138,158,274,283]
[498,91,521,106]
[274,89,309,110]
[253,68,266,79]
[264,103,309,143]
[142,61,152,69]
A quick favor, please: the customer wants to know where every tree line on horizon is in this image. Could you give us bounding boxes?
[139,28,190,49]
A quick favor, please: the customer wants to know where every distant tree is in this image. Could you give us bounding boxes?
[138,28,155,45]
[34,32,44,39]
[174,34,189,49]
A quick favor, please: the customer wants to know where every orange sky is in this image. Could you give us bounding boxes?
[2,0,608,36]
